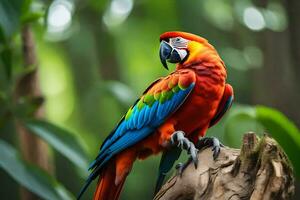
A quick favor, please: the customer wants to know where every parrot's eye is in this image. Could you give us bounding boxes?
[170,37,189,48]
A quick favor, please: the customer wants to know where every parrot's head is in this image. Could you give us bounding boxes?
[159,31,224,70]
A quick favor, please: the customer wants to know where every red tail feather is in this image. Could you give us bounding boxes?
[93,162,126,200]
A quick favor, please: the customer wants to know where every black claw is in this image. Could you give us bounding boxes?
[212,147,220,160]
[175,160,192,176]
[189,144,198,168]
[192,158,198,168]
[196,137,223,160]
[175,163,184,176]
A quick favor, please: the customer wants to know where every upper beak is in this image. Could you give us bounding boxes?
[159,41,172,70]
[159,40,187,70]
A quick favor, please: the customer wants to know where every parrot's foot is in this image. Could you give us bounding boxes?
[170,131,198,169]
[196,137,224,160]
[174,137,224,176]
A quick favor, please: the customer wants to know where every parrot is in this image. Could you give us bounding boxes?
[77,31,234,200]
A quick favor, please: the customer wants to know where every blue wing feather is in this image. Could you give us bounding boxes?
[149,101,159,121]
[137,107,146,129]
[95,83,194,165]
[84,82,195,198]
[143,105,152,125]
[97,127,153,169]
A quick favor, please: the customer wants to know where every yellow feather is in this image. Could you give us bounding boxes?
[184,41,205,64]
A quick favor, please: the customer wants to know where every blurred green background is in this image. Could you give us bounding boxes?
[0,0,300,199]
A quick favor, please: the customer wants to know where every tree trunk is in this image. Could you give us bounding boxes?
[285,0,300,78]
[252,1,300,127]
[15,25,52,200]
[154,133,295,200]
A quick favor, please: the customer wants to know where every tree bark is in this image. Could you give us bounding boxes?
[154,133,295,200]
[15,25,52,200]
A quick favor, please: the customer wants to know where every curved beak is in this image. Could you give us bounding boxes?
[159,41,172,70]
[159,40,188,70]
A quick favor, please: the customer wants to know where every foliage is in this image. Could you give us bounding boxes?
[0,140,74,200]
[256,106,300,177]
[223,105,300,176]
[24,119,89,172]
[0,0,88,199]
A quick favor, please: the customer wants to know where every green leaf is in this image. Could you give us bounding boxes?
[255,106,300,177]
[21,0,45,24]
[0,0,23,79]
[0,139,74,200]
[0,45,12,79]
[21,0,32,15]
[24,120,89,172]
[102,81,136,107]
[14,96,44,118]
[0,0,23,38]
[223,104,300,177]
[0,26,5,43]
[223,105,264,148]
[21,11,44,24]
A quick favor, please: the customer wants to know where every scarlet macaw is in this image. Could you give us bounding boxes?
[78,31,234,200]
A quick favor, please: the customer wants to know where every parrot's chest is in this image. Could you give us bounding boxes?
[172,76,225,135]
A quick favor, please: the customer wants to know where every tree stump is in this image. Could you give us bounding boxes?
[154,133,295,200]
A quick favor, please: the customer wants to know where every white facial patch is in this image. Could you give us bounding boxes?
[170,37,189,49]
[176,49,188,60]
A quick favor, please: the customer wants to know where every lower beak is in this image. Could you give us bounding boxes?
[159,41,172,70]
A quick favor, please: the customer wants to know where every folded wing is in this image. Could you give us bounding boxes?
[80,70,196,197]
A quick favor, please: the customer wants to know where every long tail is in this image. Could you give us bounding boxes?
[93,162,126,200]
[78,150,136,200]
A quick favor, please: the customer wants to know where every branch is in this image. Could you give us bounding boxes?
[154,133,295,200]
[15,24,52,200]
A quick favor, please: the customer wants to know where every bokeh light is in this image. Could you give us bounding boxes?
[103,0,133,28]
[243,7,265,31]
[264,3,287,32]
[46,0,74,40]
[203,0,234,31]
[243,46,263,68]
[221,47,248,71]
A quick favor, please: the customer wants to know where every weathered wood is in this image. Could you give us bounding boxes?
[154,133,295,200]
